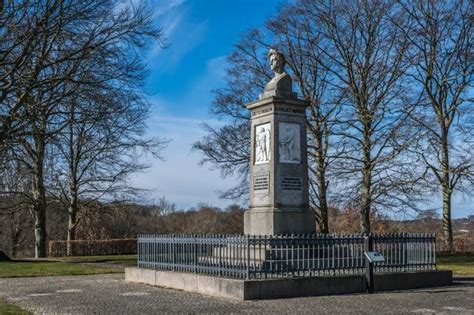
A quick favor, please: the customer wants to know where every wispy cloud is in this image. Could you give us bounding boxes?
[130,3,238,209]
[178,55,228,111]
[131,109,238,209]
[131,53,238,209]
[147,2,208,73]
[114,0,181,16]
[154,0,185,17]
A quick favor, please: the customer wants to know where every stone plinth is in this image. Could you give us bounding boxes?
[125,268,453,300]
[244,96,315,235]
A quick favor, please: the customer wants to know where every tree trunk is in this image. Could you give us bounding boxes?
[442,186,453,252]
[360,132,372,235]
[31,133,47,258]
[66,116,78,257]
[311,112,330,234]
[360,165,372,235]
[32,170,47,258]
[9,212,19,258]
[317,158,329,233]
[66,194,78,256]
[440,131,453,252]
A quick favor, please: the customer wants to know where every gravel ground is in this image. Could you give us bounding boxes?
[0,274,473,314]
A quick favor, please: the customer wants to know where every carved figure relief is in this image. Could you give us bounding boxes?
[279,122,300,163]
[255,123,271,164]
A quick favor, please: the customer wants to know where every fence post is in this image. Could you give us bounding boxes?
[137,235,140,268]
[193,234,197,273]
[219,234,222,277]
[246,235,250,280]
[364,234,374,293]
[172,235,176,272]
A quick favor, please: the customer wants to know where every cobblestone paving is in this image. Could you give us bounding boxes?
[0,274,473,314]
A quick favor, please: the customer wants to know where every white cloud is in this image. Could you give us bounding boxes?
[147,2,208,72]
[131,53,238,209]
[154,0,185,17]
[130,112,238,209]
[146,54,228,117]
[189,55,227,93]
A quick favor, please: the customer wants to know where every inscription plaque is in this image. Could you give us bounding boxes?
[281,177,302,191]
[252,106,273,116]
[275,107,305,114]
[254,175,269,191]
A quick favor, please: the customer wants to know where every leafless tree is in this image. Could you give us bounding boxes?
[396,0,474,251]
[304,0,420,234]
[1,1,67,256]
[1,0,165,257]
[0,0,45,151]
[53,85,167,256]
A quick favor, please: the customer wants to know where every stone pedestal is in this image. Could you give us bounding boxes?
[244,96,315,235]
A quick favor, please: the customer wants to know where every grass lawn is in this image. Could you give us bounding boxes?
[0,260,123,278]
[0,298,31,314]
[437,252,474,276]
[59,254,137,266]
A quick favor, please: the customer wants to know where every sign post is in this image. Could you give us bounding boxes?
[364,235,385,293]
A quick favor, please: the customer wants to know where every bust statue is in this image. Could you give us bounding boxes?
[260,49,297,99]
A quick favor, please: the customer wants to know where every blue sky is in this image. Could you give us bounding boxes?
[145,0,278,118]
[130,0,278,209]
[131,0,473,219]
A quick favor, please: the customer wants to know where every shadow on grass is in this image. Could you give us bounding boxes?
[0,260,123,278]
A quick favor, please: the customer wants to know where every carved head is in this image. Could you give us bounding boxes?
[268,48,286,75]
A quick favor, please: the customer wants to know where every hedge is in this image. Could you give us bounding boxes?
[48,238,137,257]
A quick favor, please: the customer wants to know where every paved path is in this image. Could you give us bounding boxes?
[0,274,473,314]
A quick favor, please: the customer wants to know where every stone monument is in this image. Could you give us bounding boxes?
[244,48,315,235]
[127,50,452,301]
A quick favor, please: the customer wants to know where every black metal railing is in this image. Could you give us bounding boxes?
[137,233,436,279]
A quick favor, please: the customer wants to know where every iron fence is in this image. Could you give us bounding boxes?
[137,233,436,279]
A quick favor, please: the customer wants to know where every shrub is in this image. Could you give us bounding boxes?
[48,238,136,257]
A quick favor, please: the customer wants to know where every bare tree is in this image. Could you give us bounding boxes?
[1,0,165,257]
[1,1,71,257]
[0,0,47,151]
[397,0,474,251]
[54,85,167,256]
[305,0,417,234]
[4,0,75,258]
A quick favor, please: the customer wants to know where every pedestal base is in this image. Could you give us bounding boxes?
[244,208,315,235]
[125,268,453,300]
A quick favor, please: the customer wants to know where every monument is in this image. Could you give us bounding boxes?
[126,49,452,301]
[244,48,315,235]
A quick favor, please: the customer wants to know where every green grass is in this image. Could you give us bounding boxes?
[0,298,31,314]
[0,260,123,278]
[58,254,137,266]
[437,252,474,275]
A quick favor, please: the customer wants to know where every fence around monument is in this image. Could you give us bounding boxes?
[137,233,436,279]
